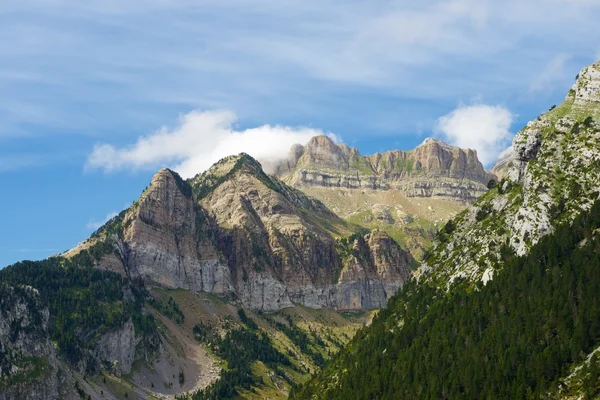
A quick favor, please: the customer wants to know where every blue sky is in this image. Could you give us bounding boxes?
[1,0,599,267]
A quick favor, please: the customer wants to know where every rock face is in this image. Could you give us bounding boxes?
[572,61,600,105]
[274,136,492,202]
[0,284,77,400]
[115,168,234,296]
[425,61,600,286]
[88,155,414,312]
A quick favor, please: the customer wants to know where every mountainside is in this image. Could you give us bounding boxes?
[422,61,600,287]
[273,136,494,260]
[1,153,401,399]
[293,61,600,399]
[73,153,414,313]
[274,135,491,200]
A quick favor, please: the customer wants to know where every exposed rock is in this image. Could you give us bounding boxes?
[0,284,78,400]
[572,61,600,105]
[514,129,542,162]
[422,60,600,286]
[274,135,492,202]
[84,155,415,312]
[93,319,138,376]
[107,168,235,297]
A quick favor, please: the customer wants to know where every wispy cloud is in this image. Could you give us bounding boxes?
[0,154,44,172]
[86,212,119,231]
[1,0,599,141]
[86,110,337,178]
[529,54,572,93]
[435,104,514,165]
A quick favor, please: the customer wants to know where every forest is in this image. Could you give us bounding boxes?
[186,310,291,399]
[0,244,155,367]
[293,198,600,399]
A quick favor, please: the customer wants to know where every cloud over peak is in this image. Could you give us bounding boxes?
[86,110,336,178]
[435,104,513,165]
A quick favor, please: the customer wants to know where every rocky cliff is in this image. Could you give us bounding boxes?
[0,284,77,400]
[271,136,493,261]
[274,135,492,202]
[423,60,600,286]
[291,59,600,400]
[79,154,414,312]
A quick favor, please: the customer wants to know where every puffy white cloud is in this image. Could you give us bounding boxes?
[435,104,513,165]
[86,110,335,178]
[86,211,118,230]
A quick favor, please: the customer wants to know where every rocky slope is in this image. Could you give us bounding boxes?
[274,135,492,201]
[273,136,493,260]
[422,61,600,286]
[294,60,600,400]
[0,284,76,400]
[75,153,414,313]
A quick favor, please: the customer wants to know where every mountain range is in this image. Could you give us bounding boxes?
[2,61,598,400]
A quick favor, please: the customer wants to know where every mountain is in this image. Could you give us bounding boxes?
[0,152,414,399]
[293,61,600,399]
[70,153,414,313]
[274,135,491,200]
[273,135,494,260]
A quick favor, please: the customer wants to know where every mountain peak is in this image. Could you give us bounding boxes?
[571,61,600,105]
[190,152,278,200]
[307,134,337,148]
[417,137,455,150]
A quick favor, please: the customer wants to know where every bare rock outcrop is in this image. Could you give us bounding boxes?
[274,136,492,202]
[0,285,78,400]
[88,155,415,312]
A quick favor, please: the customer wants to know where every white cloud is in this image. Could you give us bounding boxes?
[86,110,336,178]
[86,211,119,230]
[435,104,513,165]
[529,54,571,93]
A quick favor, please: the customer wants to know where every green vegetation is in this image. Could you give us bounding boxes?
[268,315,326,368]
[293,198,600,399]
[186,328,291,399]
[192,154,281,200]
[334,232,364,262]
[0,245,156,367]
[147,293,185,324]
[0,353,50,389]
[238,308,259,330]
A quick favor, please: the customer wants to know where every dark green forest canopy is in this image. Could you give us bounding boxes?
[0,245,155,366]
[293,198,600,400]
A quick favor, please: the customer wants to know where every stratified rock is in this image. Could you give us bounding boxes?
[274,135,492,202]
[84,155,415,312]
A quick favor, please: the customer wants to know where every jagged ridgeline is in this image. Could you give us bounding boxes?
[293,61,600,399]
[0,150,414,398]
[272,135,495,261]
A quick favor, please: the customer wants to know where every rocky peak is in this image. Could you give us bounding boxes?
[274,135,491,202]
[423,60,600,286]
[78,152,415,312]
[571,60,600,105]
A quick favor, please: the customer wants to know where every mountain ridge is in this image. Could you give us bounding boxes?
[293,60,600,400]
[67,152,415,313]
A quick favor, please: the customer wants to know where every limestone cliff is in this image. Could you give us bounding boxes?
[83,154,414,312]
[271,136,493,261]
[274,135,492,202]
